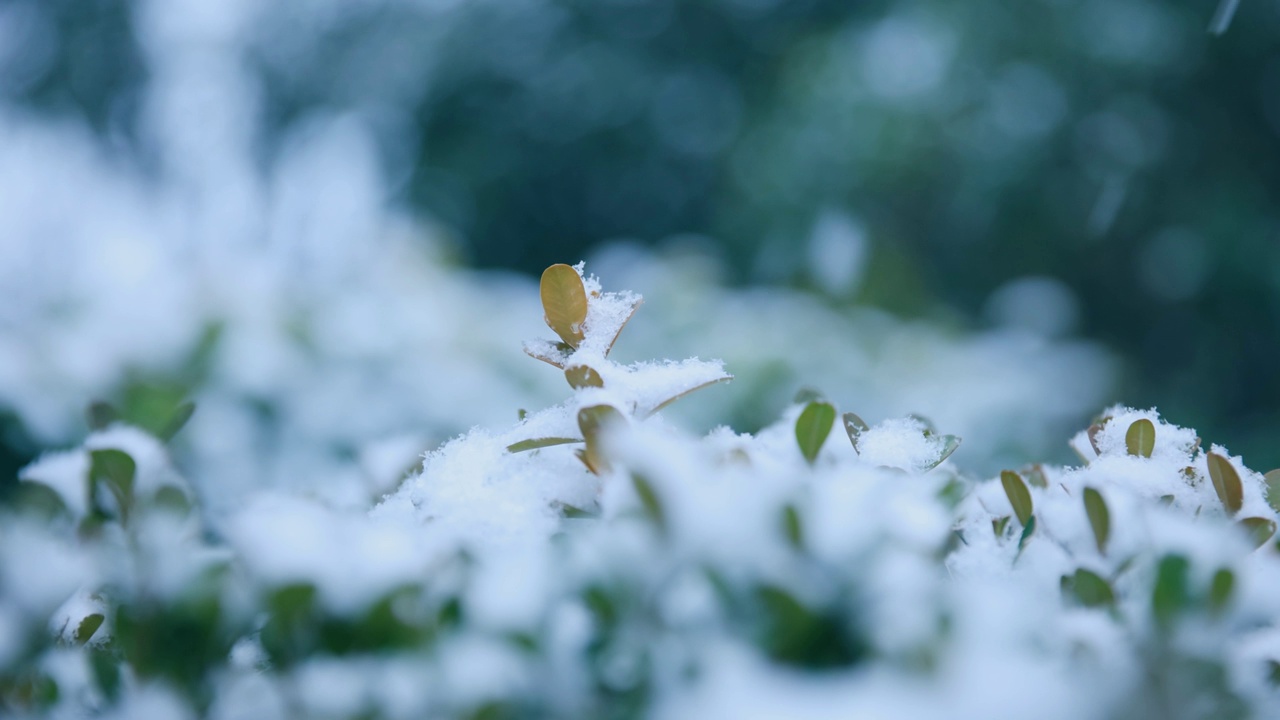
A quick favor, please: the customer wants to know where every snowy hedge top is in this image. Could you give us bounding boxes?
[5,264,1280,719]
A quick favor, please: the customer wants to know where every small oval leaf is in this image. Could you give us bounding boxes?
[1264,470,1280,514]
[1001,470,1034,527]
[540,264,588,348]
[578,405,626,475]
[1240,516,1277,549]
[1125,418,1155,458]
[1207,452,1243,516]
[992,516,1011,537]
[86,401,118,431]
[631,473,666,533]
[90,449,137,523]
[507,437,583,453]
[564,365,604,389]
[1209,568,1235,615]
[157,400,197,442]
[74,613,105,645]
[1087,422,1106,456]
[1152,554,1190,630]
[795,402,836,465]
[843,412,869,454]
[1063,568,1114,608]
[923,435,961,471]
[781,504,803,549]
[1083,487,1110,555]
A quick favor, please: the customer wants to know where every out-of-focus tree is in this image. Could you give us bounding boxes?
[3,0,1277,467]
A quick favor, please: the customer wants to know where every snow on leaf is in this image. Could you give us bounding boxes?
[1241,517,1277,549]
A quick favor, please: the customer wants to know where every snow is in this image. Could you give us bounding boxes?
[0,2,1261,715]
[855,416,944,471]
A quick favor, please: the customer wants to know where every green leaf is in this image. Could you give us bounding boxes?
[507,437,583,453]
[1000,470,1033,526]
[86,401,118,431]
[89,449,137,523]
[795,401,836,465]
[937,476,968,509]
[1207,452,1243,516]
[1264,470,1280,513]
[601,297,642,357]
[842,412,868,454]
[1062,568,1115,608]
[645,375,732,416]
[517,408,528,421]
[152,486,192,516]
[792,387,825,405]
[1240,517,1277,549]
[1023,464,1048,488]
[557,503,597,519]
[14,482,70,519]
[1086,422,1106,456]
[156,401,196,442]
[564,365,604,389]
[540,264,588,348]
[578,405,626,475]
[1208,568,1235,616]
[1083,487,1110,555]
[1125,418,1155,458]
[781,504,803,549]
[631,473,666,533]
[74,613,105,645]
[992,516,1010,537]
[1017,514,1036,553]
[1152,555,1190,630]
[754,585,863,668]
[922,435,961,471]
[909,413,938,435]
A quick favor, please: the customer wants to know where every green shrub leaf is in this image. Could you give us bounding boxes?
[564,365,604,389]
[1240,517,1277,549]
[842,412,868,454]
[1207,452,1243,516]
[1152,555,1190,630]
[1125,418,1155,458]
[74,613,105,645]
[1062,568,1114,607]
[781,504,803,549]
[1083,487,1110,555]
[1264,470,1280,513]
[157,401,197,442]
[795,401,836,465]
[577,405,625,475]
[923,435,961,471]
[90,449,137,523]
[506,437,582,453]
[86,401,118,431]
[631,473,666,533]
[1209,568,1235,615]
[1016,514,1037,555]
[540,264,588,348]
[1001,470,1033,526]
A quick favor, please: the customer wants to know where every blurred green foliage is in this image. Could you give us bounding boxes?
[6,0,1279,467]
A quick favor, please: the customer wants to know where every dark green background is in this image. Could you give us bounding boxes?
[4,0,1278,475]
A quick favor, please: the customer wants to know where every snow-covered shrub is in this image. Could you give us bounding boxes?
[2,264,1278,719]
